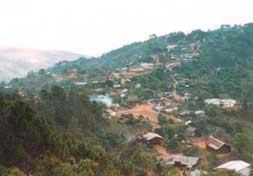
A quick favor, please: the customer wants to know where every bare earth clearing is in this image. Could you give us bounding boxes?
[117,102,160,128]
[154,144,172,160]
[191,138,207,149]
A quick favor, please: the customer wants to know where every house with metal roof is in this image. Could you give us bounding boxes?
[142,132,162,144]
[206,136,231,153]
[166,155,200,169]
[216,160,251,176]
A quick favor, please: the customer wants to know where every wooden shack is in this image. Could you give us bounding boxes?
[206,136,231,153]
[142,132,162,144]
[166,155,200,169]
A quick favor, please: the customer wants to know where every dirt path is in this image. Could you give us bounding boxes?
[147,170,155,176]
[154,144,172,160]
[161,113,183,123]
[167,62,182,101]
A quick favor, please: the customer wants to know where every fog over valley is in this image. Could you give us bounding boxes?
[0,46,84,82]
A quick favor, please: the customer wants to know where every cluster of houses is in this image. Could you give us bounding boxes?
[204,98,238,108]
[66,69,78,79]
[110,62,155,80]
[138,132,250,175]
[166,41,201,61]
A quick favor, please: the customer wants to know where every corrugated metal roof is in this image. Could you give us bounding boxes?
[143,132,162,141]
[216,160,250,172]
[172,155,199,168]
[207,136,225,150]
[215,160,250,176]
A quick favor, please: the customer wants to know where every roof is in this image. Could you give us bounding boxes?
[216,160,250,172]
[207,136,226,150]
[191,170,202,176]
[194,110,205,115]
[143,132,162,141]
[172,155,199,168]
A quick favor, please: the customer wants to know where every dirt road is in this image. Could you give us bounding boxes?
[154,144,172,160]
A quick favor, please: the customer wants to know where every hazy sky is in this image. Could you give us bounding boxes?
[0,0,252,56]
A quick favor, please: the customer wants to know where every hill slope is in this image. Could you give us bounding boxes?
[1,23,253,176]
[0,46,85,82]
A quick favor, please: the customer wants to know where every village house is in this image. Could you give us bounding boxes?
[120,78,127,84]
[135,83,141,88]
[204,98,237,108]
[152,55,160,65]
[163,107,178,113]
[216,160,251,176]
[194,110,205,116]
[120,94,126,98]
[154,103,163,113]
[185,120,192,126]
[166,155,200,169]
[187,126,196,137]
[107,109,117,117]
[181,92,191,102]
[122,88,128,93]
[166,44,177,52]
[206,136,231,153]
[127,95,139,104]
[52,74,64,82]
[113,84,121,88]
[67,69,78,79]
[18,89,25,97]
[180,110,192,116]
[141,132,163,144]
[74,81,87,86]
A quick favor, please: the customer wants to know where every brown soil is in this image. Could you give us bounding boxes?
[154,144,172,160]
[147,170,155,176]
[161,113,183,123]
[117,102,159,128]
[191,138,207,149]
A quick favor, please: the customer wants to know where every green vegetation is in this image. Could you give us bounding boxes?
[0,88,159,176]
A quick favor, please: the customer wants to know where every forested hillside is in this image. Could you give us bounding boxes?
[0,87,159,176]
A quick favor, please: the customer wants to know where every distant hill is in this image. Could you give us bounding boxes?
[0,46,86,82]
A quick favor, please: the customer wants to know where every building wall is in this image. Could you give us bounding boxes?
[218,145,231,153]
[149,137,162,144]
[207,144,231,153]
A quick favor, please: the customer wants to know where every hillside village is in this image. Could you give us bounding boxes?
[1,24,253,176]
[82,41,243,175]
